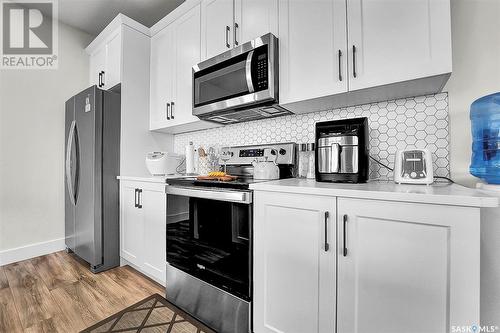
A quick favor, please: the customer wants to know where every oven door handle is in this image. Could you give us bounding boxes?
[245,50,255,93]
[166,186,253,204]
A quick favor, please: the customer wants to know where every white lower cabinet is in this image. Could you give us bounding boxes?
[253,192,336,333]
[337,198,479,333]
[253,192,480,333]
[119,180,166,285]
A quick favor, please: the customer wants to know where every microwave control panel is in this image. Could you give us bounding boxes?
[253,46,269,91]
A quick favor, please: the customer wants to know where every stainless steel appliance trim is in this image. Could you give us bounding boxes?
[194,33,270,71]
[166,263,251,333]
[340,146,359,173]
[318,143,340,174]
[318,135,359,146]
[65,120,76,206]
[166,186,253,204]
[192,33,278,117]
[194,90,275,117]
[245,50,255,93]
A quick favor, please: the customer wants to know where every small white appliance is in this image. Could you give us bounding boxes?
[145,152,182,176]
[394,149,434,185]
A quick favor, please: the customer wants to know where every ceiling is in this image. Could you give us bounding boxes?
[50,0,185,36]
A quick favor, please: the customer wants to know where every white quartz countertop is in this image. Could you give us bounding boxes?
[117,174,190,183]
[249,178,499,208]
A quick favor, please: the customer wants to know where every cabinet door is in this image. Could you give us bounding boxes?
[201,0,234,60]
[254,192,336,333]
[141,184,167,285]
[347,0,452,91]
[337,198,479,333]
[172,4,202,125]
[234,0,278,46]
[119,182,143,267]
[150,25,174,130]
[89,46,106,87]
[279,0,348,105]
[104,30,122,89]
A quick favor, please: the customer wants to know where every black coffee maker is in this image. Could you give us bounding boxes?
[315,117,369,183]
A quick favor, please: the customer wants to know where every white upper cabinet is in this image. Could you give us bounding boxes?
[88,28,122,90]
[279,0,348,105]
[234,0,278,46]
[253,192,336,333]
[146,0,452,131]
[346,0,452,91]
[105,31,122,89]
[201,0,279,61]
[89,45,106,87]
[150,25,174,130]
[337,198,479,333]
[201,0,234,60]
[150,3,221,133]
[172,5,202,125]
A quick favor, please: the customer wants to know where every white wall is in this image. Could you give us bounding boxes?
[444,0,500,325]
[445,0,500,187]
[0,23,93,255]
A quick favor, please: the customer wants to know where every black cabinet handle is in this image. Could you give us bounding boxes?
[166,102,171,120]
[225,26,230,48]
[171,101,175,119]
[343,214,348,256]
[338,50,343,82]
[352,45,357,78]
[137,189,142,209]
[134,189,138,208]
[234,22,239,46]
[98,72,102,87]
[101,71,105,86]
[324,212,329,252]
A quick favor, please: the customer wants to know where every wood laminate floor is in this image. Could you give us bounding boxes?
[0,251,164,333]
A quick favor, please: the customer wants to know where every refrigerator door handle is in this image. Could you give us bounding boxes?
[65,120,76,205]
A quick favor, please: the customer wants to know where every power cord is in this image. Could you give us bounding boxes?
[434,176,455,184]
[369,156,393,171]
[369,155,455,184]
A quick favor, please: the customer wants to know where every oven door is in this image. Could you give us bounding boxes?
[192,33,277,117]
[166,186,252,301]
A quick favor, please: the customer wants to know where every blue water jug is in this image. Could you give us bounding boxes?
[470,92,500,184]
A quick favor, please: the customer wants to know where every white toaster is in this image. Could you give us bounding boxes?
[394,149,434,185]
[145,152,182,176]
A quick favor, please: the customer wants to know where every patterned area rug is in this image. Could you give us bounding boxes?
[81,293,215,333]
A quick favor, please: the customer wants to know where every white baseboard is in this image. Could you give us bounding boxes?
[0,238,66,266]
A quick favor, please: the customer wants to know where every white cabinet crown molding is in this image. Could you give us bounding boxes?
[150,0,202,36]
[86,14,150,55]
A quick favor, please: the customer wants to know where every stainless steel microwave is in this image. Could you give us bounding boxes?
[192,33,289,124]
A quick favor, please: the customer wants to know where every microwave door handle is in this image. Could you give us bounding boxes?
[331,143,341,173]
[245,50,255,93]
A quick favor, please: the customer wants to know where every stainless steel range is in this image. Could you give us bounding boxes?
[165,143,296,333]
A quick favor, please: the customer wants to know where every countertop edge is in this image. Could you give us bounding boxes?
[117,176,168,183]
[249,181,499,208]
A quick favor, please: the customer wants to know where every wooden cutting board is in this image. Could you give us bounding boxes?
[196,175,238,182]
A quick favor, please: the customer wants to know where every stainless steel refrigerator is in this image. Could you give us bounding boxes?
[65,86,121,273]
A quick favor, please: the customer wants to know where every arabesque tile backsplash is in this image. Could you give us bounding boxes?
[174,93,450,180]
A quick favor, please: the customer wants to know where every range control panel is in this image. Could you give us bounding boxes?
[221,143,296,165]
